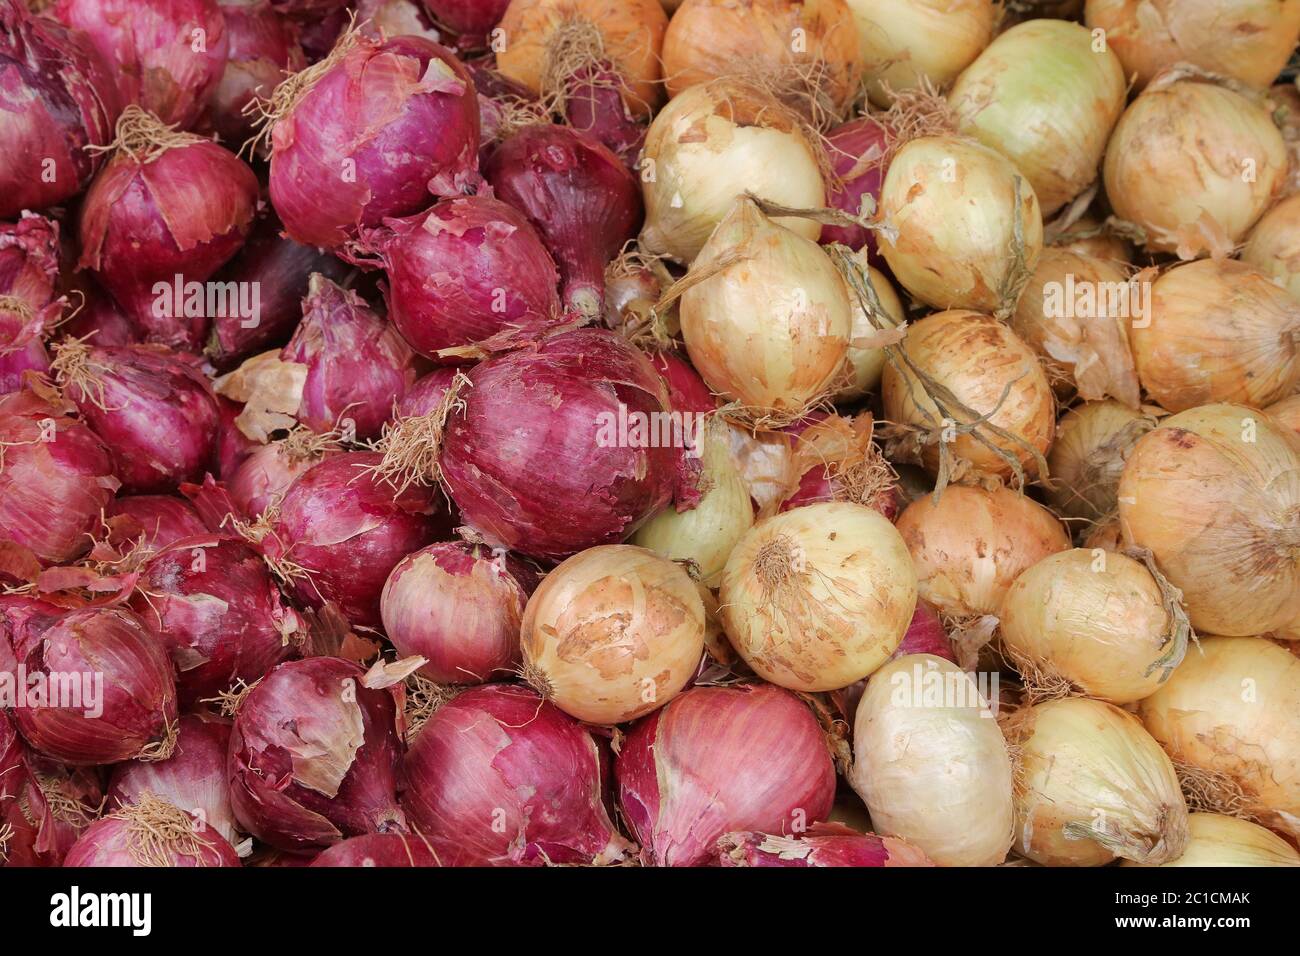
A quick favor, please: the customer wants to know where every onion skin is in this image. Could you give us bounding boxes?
[1243,192,1300,302]
[834,262,905,403]
[64,801,241,867]
[1267,393,1300,437]
[210,0,305,146]
[310,832,442,866]
[1122,813,1300,868]
[229,657,407,853]
[822,117,891,254]
[60,277,141,348]
[715,822,934,867]
[414,0,507,43]
[649,350,716,414]
[617,683,835,867]
[106,494,209,553]
[227,435,338,518]
[1045,400,1154,524]
[401,684,633,866]
[397,366,461,417]
[0,746,104,868]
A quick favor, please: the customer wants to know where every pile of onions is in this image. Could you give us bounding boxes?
[227,429,339,517]
[0,387,118,565]
[228,657,406,853]
[310,832,442,867]
[381,541,538,685]
[1118,404,1300,636]
[210,0,306,145]
[1085,0,1300,90]
[1139,636,1300,839]
[948,19,1126,216]
[778,413,900,518]
[849,654,1013,866]
[269,452,445,627]
[485,124,641,316]
[1045,400,1155,524]
[401,684,632,866]
[0,212,61,393]
[53,342,220,494]
[680,198,850,416]
[1122,813,1300,868]
[640,80,825,264]
[878,136,1043,314]
[3,606,178,765]
[106,495,209,553]
[716,822,933,867]
[844,0,996,107]
[882,311,1055,482]
[77,107,259,348]
[264,32,480,249]
[821,116,892,253]
[520,545,704,723]
[1004,697,1188,867]
[895,484,1069,619]
[1243,192,1300,301]
[616,683,835,867]
[1103,76,1286,259]
[355,196,562,358]
[835,261,905,403]
[1133,259,1300,412]
[64,793,240,867]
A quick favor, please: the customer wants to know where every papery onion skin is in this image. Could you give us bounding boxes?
[106,494,209,553]
[0,211,61,310]
[1118,404,1300,636]
[63,798,241,867]
[1267,393,1300,437]
[401,683,632,866]
[228,657,407,853]
[0,737,105,868]
[60,277,141,348]
[1121,813,1300,868]
[649,350,716,414]
[521,544,705,723]
[0,308,49,396]
[834,263,905,403]
[715,822,934,867]
[414,0,506,42]
[616,683,835,867]
[1242,192,1300,302]
[358,0,443,44]
[310,831,442,866]
[822,116,891,254]
[1045,400,1154,524]
[1051,213,1132,264]
[227,433,338,518]
[381,540,537,685]
[210,0,306,146]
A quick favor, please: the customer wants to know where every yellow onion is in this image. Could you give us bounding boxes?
[1266,393,1300,436]
[719,501,917,691]
[881,311,1055,481]
[878,136,1043,313]
[949,20,1125,216]
[680,198,851,416]
[895,484,1069,619]
[1103,76,1287,259]
[835,258,906,403]
[1123,813,1300,867]
[1132,260,1300,412]
[632,423,754,585]
[724,421,797,514]
[1085,0,1300,91]
[520,545,705,724]
[999,549,1187,704]
[849,654,1014,866]
[1118,404,1300,636]
[1242,191,1300,300]
[844,0,996,107]
[1005,697,1189,866]
[1083,516,1126,552]
[1010,249,1141,406]
[1046,400,1156,523]
[1050,214,1132,264]
[661,0,862,112]
[1271,82,1300,195]
[641,79,825,264]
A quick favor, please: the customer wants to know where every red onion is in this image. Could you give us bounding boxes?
[228,429,339,518]
[464,58,539,163]
[60,278,140,348]
[77,107,259,349]
[265,32,480,250]
[397,366,461,417]
[417,0,508,46]
[563,64,646,168]
[716,822,933,867]
[381,541,537,684]
[215,395,258,480]
[210,0,305,146]
[649,349,716,414]
[0,386,118,564]
[778,413,900,519]
[0,305,48,397]
[310,831,442,866]
[0,1,122,219]
[822,116,891,254]
[64,794,240,867]
[228,657,407,852]
[105,495,209,553]
[0,212,61,308]
[616,683,835,867]
[2,606,178,765]
[292,3,347,62]
[269,451,446,627]
[0,750,105,868]
[401,684,632,866]
[485,124,642,316]
[355,197,562,359]
[52,342,220,494]
[54,0,229,128]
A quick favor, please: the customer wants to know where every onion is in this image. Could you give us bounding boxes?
[1122,813,1300,868]
[844,0,995,107]
[77,107,259,349]
[210,0,306,145]
[0,212,61,313]
[881,311,1055,482]
[520,544,704,723]
[413,0,505,44]
[1004,697,1188,866]
[397,367,461,418]
[485,124,641,316]
[106,495,209,553]
[64,793,239,867]
[1118,403,1300,636]
[0,386,118,565]
[640,79,825,264]
[1045,400,1154,524]
[616,683,835,866]
[227,429,339,518]
[1103,75,1287,259]
[720,502,917,692]
[0,746,104,868]
[1267,393,1300,436]
[778,413,900,518]
[356,196,562,358]
[0,3,122,218]
[835,262,905,403]
[949,19,1125,216]
[878,135,1044,314]
[1085,0,1300,91]
[849,654,1013,866]
[716,822,933,867]
[264,32,480,250]
[1051,213,1132,263]
[679,198,850,417]
[1242,192,1300,301]
[60,277,141,349]
[214,395,257,480]
[229,657,406,852]
[401,683,632,865]
[0,303,49,396]
[53,342,220,494]
[310,832,442,866]
[293,3,348,61]
[1139,636,1300,839]
[821,116,892,254]
[559,62,646,167]
[357,0,443,44]
[895,484,1069,619]
[381,541,537,684]
[649,349,716,413]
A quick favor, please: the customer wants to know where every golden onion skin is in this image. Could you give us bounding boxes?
[1046,400,1154,524]
[1122,813,1300,868]
[835,263,906,402]
[1242,192,1300,301]
[1266,393,1300,437]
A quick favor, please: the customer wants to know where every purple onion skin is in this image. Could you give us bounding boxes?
[716,823,933,867]
[310,832,443,866]
[64,810,241,867]
[0,313,49,396]
[822,117,891,254]
[563,64,645,169]
[397,366,462,417]
[60,277,141,348]
[106,494,209,552]
[418,0,509,44]
[209,0,306,146]
[215,394,258,480]
[485,124,642,317]
[228,657,407,853]
[648,350,716,414]
[0,749,105,868]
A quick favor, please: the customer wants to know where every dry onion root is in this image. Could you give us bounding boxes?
[834,255,906,402]
[1045,400,1156,526]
